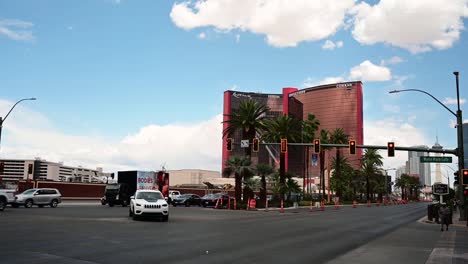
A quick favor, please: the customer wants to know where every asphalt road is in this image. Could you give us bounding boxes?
[0,202,453,264]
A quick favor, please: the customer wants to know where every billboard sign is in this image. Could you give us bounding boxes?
[136,171,156,190]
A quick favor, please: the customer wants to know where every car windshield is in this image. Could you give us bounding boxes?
[136,192,163,200]
[202,194,214,199]
[21,189,37,195]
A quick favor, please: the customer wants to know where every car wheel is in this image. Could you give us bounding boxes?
[203,204,206,208]
[101,200,106,205]
[25,199,33,208]
[185,201,190,207]
[109,202,114,207]
[121,199,128,207]
[38,205,44,208]
[0,198,6,211]
[12,204,19,208]
[173,203,177,207]
[132,214,138,220]
[50,200,58,208]
[162,215,169,222]
[129,207,134,217]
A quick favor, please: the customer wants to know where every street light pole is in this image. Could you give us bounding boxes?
[0,98,37,151]
[389,72,465,219]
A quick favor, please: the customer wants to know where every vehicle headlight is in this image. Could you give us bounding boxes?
[136,203,141,207]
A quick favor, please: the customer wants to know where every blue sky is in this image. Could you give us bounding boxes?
[1,0,467,184]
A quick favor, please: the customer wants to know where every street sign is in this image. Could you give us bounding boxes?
[241,140,249,148]
[432,183,449,195]
[420,156,452,163]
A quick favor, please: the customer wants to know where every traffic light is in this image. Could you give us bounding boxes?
[0,162,4,175]
[280,138,287,153]
[252,138,259,152]
[226,138,233,152]
[314,139,320,154]
[454,170,459,185]
[462,169,468,186]
[28,164,33,175]
[387,142,395,157]
[349,140,356,155]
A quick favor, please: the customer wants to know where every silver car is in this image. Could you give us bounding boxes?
[13,188,62,208]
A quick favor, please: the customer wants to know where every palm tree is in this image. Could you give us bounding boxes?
[302,113,320,193]
[331,155,353,200]
[361,149,384,201]
[223,155,253,204]
[222,99,270,157]
[256,163,275,206]
[329,128,349,199]
[319,129,330,197]
[395,174,411,200]
[263,115,302,193]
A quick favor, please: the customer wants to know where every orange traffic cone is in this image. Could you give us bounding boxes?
[320,201,325,211]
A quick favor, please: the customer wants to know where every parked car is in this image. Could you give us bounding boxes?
[201,193,233,207]
[13,188,62,208]
[172,194,202,207]
[167,190,181,204]
[129,190,169,221]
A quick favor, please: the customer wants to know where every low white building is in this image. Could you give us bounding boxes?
[0,158,111,184]
[168,169,222,186]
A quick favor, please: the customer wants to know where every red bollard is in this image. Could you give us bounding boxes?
[265,199,269,212]
[247,199,250,211]
[280,199,284,213]
[367,201,371,207]
[320,201,325,211]
[234,199,237,210]
[353,200,357,208]
[309,200,313,212]
[215,198,220,209]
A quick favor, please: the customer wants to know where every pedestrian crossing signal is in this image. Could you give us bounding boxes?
[280,138,287,153]
[226,138,233,151]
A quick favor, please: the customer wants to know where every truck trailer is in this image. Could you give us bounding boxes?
[104,171,169,207]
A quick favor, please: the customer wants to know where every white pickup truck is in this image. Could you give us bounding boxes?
[0,189,16,211]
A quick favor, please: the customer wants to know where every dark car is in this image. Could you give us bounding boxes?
[172,194,202,207]
[201,193,233,207]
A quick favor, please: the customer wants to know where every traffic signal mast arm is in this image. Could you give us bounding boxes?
[258,142,457,155]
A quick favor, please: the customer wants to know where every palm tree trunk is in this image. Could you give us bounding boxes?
[280,152,286,196]
[336,149,341,199]
[260,175,266,206]
[366,175,370,201]
[235,173,242,204]
[320,151,325,198]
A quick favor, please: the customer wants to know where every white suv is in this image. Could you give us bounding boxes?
[129,190,169,221]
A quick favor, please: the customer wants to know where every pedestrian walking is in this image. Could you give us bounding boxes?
[438,204,451,231]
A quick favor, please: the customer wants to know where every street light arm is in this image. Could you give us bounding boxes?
[389,89,457,117]
[2,98,36,124]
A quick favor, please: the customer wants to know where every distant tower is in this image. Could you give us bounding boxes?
[432,135,443,184]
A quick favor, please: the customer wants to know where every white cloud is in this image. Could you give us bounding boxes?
[0,19,35,42]
[304,60,392,86]
[322,40,344,50]
[230,84,239,91]
[67,26,73,30]
[170,0,355,47]
[350,0,468,53]
[349,60,392,81]
[364,118,430,171]
[381,56,404,66]
[0,99,222,172]
[443,97,466,105]
[197,32,206,39]
[235,34,240,43]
